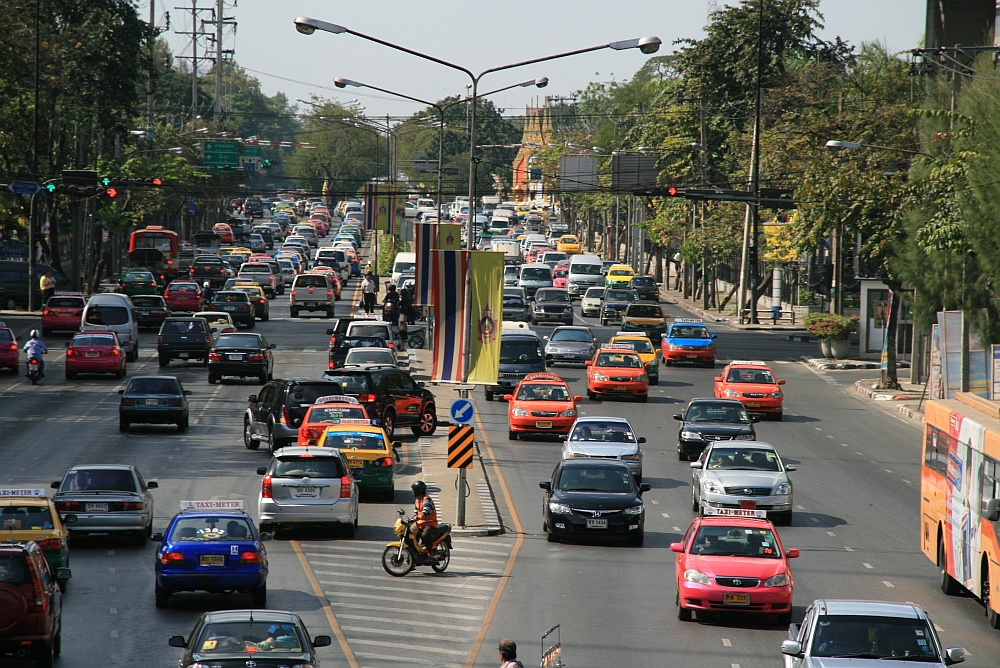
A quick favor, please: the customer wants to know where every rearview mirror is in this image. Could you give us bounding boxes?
[147,481,158,489]
[151,533,163,541]
[61,514,78,524]
[669,542,684,553]
[573,396,583,402]
[638,437,646,444]
[183,390,192,396]
[673,414,683,420]
[785,464,797,472]
[168,636,187,648]
[503,394,513,401]
[256,467,267,475]
[539,481,551,491]
[714,376,722,382]
[313,636,333,649]
[585,360,592,366]
[987,498,1000,522]
[786,548,800,558]
[689,461,701,469]
[711,334,718,340]
[781,640,803,657]
[639,483,651,493]
[247,394,258,403]
[51,481,60,489]
[778,379,786,385]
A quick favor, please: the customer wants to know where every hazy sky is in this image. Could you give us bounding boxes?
[161,0,927,123]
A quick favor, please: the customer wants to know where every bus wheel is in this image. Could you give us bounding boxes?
[939,540,961,596]
[985,564,1000,629]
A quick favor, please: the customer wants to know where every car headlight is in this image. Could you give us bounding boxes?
[637,374,648,383]
[723,389,740,397]
[702,480,723,494]
[705,343,716,350]
[668,343,682,350]
[763,572,790,587]
[683,569,711,585]
[775,482,791,495]
[548,501,571,514]
[624,504,643,515]
[680,430,702,440]
[733,433,753,440]
[620,453,641,461]
[566,452,588,459]
[768,390,783,398]
[593,373,607,381]
[560,409,577,417]
[512,408,529,417]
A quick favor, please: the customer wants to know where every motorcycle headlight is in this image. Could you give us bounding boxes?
[559,409,577,417]
[763,572,790,587]
[593,373,607,381]
[624,504,643,515]
[775,482,791,495]
[768,390,783,398]
[683,569,711,585]
[512,408,529,417]
[723,389,740,397]
[548,501,571,515]
[703,480,723,494]
[680,431,702,440]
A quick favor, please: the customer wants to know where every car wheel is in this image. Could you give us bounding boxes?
[676,592,692,621]
[178,415,189,433]
[678,450,688,461]
[587,389,596,400]
[290,308,299,318]
[508,430,518,440]
[342,519,356,539]
[36,637,55,668]
[546,528,558,543]
[630,531,644,547]
[326,309,334,318]
[119,417,129,433]
[485,389,494,402]
[771,412,783,422]
[243,418,260,450]
[158,353,169,367]
[774,611,792,627]
[248,318,256,329]
[258,371,268,384]
[262,312,269,322]
[600,317,607,325]
[382,411,396,439]
[128,345,138,362]
[201,354,209,367]
[65,371,76,380]
[639,394,648,403]
[411,407,437,436]
[53,627,62,656]
[267,426,278,454]
[134,528,148,547]
[251,583,267,607]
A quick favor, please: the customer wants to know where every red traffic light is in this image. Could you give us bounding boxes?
[106,187,118,198]
[666,186,680,196]
[152,177,163,186]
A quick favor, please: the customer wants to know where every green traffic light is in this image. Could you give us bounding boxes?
[46,184,56,192]
[101,177,110,186]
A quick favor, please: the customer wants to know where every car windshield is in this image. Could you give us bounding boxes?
[131,296,164,307]
[321,431,385,450]
[536,290,569,302]
[0,505,54,530]
[169,516,253,541]
[195,620,304,653]
[85,305,129,326]
[516,384,570,401]
[169,284,198,293]
[215,334,261,348]
[726,368,775,384]
[609,269,632,277]
[706,448,780,471]
[584,288,605,299]
[551,330,591,343]
[215,293,249,303]
[605,290,636,302]
[521,267,551,280]
[72,334,116,347]
[570,421,637,442]
[672,326,711,338]
[628,305,662,318]
[595,352,642,368]
[615,339,653,353]
[308,406,367,422]
[691,526,780,558]
[499,340,543,363]
[503,296,525,307]
[163,320,206,335]
[557,466,634,493]
[126,377,181,395]
[66,469,136,492]
[810,615,939,660]
[124,272,153,281]
[345,350,395,365]
[686,404,750,423]
[348,325,390,338]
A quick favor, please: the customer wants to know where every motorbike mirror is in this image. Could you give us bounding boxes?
[397,509,406,516]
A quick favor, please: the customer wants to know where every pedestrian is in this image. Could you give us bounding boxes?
[361,272,377,314]
[397,310,408,351]
[39,270,57,304]
[498,639,524,668]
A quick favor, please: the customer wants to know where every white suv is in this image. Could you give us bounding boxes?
[289,273,334,319]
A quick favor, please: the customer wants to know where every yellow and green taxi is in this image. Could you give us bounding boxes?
[0,488,73,588]
[230,284,270,321]
[605,264,636,288]
[608,332,660,385]
[620,301,670,339]
[120,270,160,296]
[339,224,363,246]
[318,421,399,501]
[556,235,582,255]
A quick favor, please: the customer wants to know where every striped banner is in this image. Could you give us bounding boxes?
[413,222,438,306]
[430,250,469,383]
[363,183,375,230]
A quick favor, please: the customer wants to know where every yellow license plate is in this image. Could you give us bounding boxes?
[614,385,627,391]
[723,592,750,606]
[348,459,363,467]
[200,555,225,567]
[535,421,553,428]
[686,354,698,359]
[746,401,760,408]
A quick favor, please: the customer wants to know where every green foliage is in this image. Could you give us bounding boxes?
[802,312,858,339]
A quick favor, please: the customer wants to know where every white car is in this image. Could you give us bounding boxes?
[580,287,604,317]
[256,447,359,536]
[343,347,398,367]
[560,416,645,482]
[194,311,236,341]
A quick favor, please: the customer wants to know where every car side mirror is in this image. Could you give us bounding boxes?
[256,467,267,475]
[778,379,786,385]
[313,635,333,649]
[638,437,646,444]
[418,382,425,388]
[780,640,803,657]
[543,336,549,341]
[944,647,966,665]
[168,636,187,648]
[689,461,701,469]
[585,360,592,366]
[118,389,125,395]
[147,481,158,489]
[987,499,1000,522]
[61,514,78,524]
[714,376,723,382]
[539,481,551,491]
[785,464,797,472]
[503,394,513,401]
[51,481,60,489]
[151,533,163,542]
[573,396,583,402]
[54,567,71,582]
[260,532,273,541]
[669,542,684,553]
[183,390,192,396]
[786,548,800,558]
[749,415,760,423]
[639,483,651,493]
[711,334,718,340]
[247,394,258,403]
[673,414,683,420]
[269,344,276,349]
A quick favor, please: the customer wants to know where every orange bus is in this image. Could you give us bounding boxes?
[921,392,1000,628]
[128,225,179,280]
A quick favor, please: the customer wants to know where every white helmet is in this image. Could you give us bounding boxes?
[203,281,211,288]
[29,329,41,339]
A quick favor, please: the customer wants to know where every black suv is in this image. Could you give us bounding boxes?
[628,276,660,302]
[244,378,345,452]
[323,365,437,438]
[190,256,234,289]
[0,541,69,667]
[672,398,758,461]
[326,318,362,352]
[157,317,212,367]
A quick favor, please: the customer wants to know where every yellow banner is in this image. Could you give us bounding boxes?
[467,251,504,385]
[374,192,392,232]
[439,223,462,250]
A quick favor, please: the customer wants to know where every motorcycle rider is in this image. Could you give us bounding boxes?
[201,281,213,306]
[411,480,438,552]
[382,284,400,318]
[23,330,48,377]
[399,286,414,325]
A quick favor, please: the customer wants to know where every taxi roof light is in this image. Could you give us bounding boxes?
[730,360,768,366]
[180,500,245,512]
[0,488,47,498]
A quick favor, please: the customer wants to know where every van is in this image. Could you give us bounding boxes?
[81,293,140,361]
[485,322,544,401]
[0,261,67,309]
[518,263,553,298]
[391,252,416,286]
[567,253,604,299]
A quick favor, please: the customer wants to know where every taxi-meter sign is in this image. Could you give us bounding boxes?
[449,398,474,425]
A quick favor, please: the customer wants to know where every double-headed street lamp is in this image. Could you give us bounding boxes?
[294,15,661,248]
[333,76,548,218]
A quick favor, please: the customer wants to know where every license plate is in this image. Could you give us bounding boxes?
[348,459,363,467]
[145,398,159,406]
[686,354,699,359]
[224,306,236,311]
[200,555,225,567]
[723,593,751,606]
[535,420,553,428]
[295,486,318,498]
[86,351,99,357]
[139,310,149,315]
[86,503,108,512]
[614,385,627,391]
[179,353,189,359]
[586,518,608,529]
[227,354,242,360]
[745,401,761,408]
[739,500,758,510]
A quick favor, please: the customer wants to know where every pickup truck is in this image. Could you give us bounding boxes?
[289,273,334,318]
[237,262,282,298]
[190,256,234,289]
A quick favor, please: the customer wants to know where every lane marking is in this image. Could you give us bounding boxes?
[291,540,360,668]
[885,469,893,474]
[795,505,804,510]
[845,547,854,552]
[661,513,670,518]
[673,526,681,532]
[650,499,659,505]
[826,531,836,537]
[902,479,912,485]
[722,638,732,647]
[864,563,873,569]
[883,581,895,588]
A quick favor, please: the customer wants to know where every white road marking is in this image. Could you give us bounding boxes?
[883,581,895,588]
[815,427,822,431]
[864,563,874,569]
[845,547,854,552]
[826,531,836,536]
[902,479,912,484]
[722,638,732,647]
[662,513,670,518]
[673,526,682,532]
[796,505,804,510]
[811,517,819,523]
[856,451,864,456]
[651,499,659,505]
[841,443,849,447]
[885,469,893,474]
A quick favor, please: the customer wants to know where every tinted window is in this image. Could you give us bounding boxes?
[499,339,543,363]
[295,276,328,288]
[348,324,391,339]
[595,352,641,367]
[72,334,116,347]
[85,305,130,326]
[131,296,165,307]
[810,615,938,660]
[536,290,569,302]
[273,456,344,479]
[551,329,591,343]
[287,383,344,405]
[214,293,249,303]
[49,297,84,308]
[556,466,634,492]
[196,621,304,653]
[570,421,637,442]
[307,406,367,422]
[0,505,54,530]
[169,517,253,541]
[691,526,780,558]
[604,290,636,302]
[321,431,386,450]
[521,267,551,280]
[686,403,749,423]
[571,263,602,276]
[615,338,653,353]
[215,334,263,348]
[627,305,662,318]
[706,448,780,471]
[66,469,136,492]
[0,554,30,585]
[327,373,372,395]
[126,377,181,395]
[162,320,208,335]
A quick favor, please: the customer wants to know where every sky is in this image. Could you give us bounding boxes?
[160,0,928,122]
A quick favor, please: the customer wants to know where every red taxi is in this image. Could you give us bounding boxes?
[41,293,86,335]
[552,267,569,289]
[212,223,234,243]
[65,329,127,379]
[164,281,203,312]
[713,360,785,420]
[671,509,798,623]
[503,372,581,440]
[0,322,18,373]
[585,344,650,402]
[296,395,371,446]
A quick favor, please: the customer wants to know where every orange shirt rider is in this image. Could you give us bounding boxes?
[411,480,438,550]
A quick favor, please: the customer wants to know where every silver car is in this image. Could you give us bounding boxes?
[343,348,397,367]
[256,447,359,537]
[782,599,965,667]
[560,417,646,482]
[544,326,597,366]
[690,442,795,525]
[503,287,531,321]
[51,465,158,545]
[580,287,604,317]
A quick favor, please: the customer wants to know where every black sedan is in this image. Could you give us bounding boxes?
[599,288,638,326]
[210,291,256,327]
[673,398,758,461]
[208,333,275,384]
[328,336,390,369]
[540,459,649,546]
[130,295,172,330]
[628,276,660,302]
[119,375,191,432]
[169,609,331,667]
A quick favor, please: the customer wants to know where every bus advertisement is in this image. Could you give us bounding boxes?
[921,392,1000,627]
[128,226,179,280]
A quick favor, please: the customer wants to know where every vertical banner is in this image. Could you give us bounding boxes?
[413,222,438,307]
[467,251,504,385]
[363,183,375,230]
[992,344,1000,401]
[375,188,392,232]
[930,324,943,400]
[439,223,463,250]
[939,310,963,399]
[430,250,469,383]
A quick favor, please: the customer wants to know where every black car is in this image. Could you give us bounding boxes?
[118,375,192,432]
[210,291,256,327]
[628,276,660,302]
[540,459,649,546]
[168,609,331,668]
[157,317,212,367]
[323,365,437,439]
[325,318,363,353]
[251,225,274,249]
[600,288,638,326]
[672,398,758,461]
[208,333,275,384]
[328,336,390,370]
[531,288,574,325]
[131,295,172,329]
[244,378,345,452]
[190,256,235,289]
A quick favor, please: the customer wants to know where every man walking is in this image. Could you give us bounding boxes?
[499,639,524,668]
[40,270,57,304]
[361,272,377,314]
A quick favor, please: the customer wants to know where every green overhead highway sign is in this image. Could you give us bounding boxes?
[241,146,262,157]
[203,141,239,171]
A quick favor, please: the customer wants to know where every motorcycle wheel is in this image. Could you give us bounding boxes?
[30,373,38,386]
[430,543,450,573]
[381,545,414,577]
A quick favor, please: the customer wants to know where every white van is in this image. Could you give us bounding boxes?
[81,293,140,361]
[391,252,416,286]
[567,254,604,299]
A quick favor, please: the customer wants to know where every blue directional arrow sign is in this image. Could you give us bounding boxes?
[449,398,475,425]
[6,180,42,196]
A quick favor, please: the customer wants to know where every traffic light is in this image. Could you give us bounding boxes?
[261,159,271,169]
[105,187,118,199]
[98,177,166,188]
[665,186,683,197]
[46,183,56,193]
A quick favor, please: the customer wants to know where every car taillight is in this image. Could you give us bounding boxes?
[340,476,351,498]
[109,349,120,356]
[328,359,335,369]
[243,304,251,312]
[157,336,163,344]
[209,352,222,361]
[240,551,263,564]
[122,501,144,510]
[281,405,291,425]
[248,351,264,361]
[258,298,266,305]
[35,538,62,552]
[42,309,51,316]
[66,348,76,356]
[150,282,157,287]
[168,399,184,407]
[261,474,273,498]
[160,551,185,565]
[374,457,393,467]
[303,426,323,440]
[55,501,80,511]
[290,290,296,299]
[8,343,17,351]
[357,393,375,403]
[121,398,135,406]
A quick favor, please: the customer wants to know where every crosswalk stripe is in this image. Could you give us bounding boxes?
[324,589,487,610]
[337,615,477,632]
[311,569,495,591]
[317,579,493,600]
[341,626,468,643]
[347,637,468,656]
[331,602,483,621]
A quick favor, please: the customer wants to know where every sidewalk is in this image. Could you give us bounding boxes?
[659,283,809,332]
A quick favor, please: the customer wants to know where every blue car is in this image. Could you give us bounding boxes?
[661,318,718,368]
[152,500,269,609]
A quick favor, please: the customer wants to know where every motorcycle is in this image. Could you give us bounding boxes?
[26,357,43,385]
[382,300,398,321]
[381,510,452,577]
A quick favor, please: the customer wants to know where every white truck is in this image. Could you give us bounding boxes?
[492,239,522,263]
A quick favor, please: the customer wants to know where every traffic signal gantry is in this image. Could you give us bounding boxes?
[43,170,165,198]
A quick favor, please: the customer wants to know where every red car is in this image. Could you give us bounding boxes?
[41,293,86,335]
[552,267,569,289]
[212,223,234,243]
[671,509,799,623]
[297,395,370,446]
[164,281,203,312]
[0,322,18,372]
[65,329,127,379]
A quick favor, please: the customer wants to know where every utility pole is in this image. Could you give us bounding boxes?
[202,0,236,123]
[174,0,214,130]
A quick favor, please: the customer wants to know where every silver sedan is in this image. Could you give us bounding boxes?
[544,326,597,366]
[560,416,646,482]
[690,442,795,525]
[51,465,158,545]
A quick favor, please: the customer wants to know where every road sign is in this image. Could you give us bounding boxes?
[447,425,474,469]
[241,146,262,157]
[449,398,475,425]
[6,180,42,196]
[203,140,239,171]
